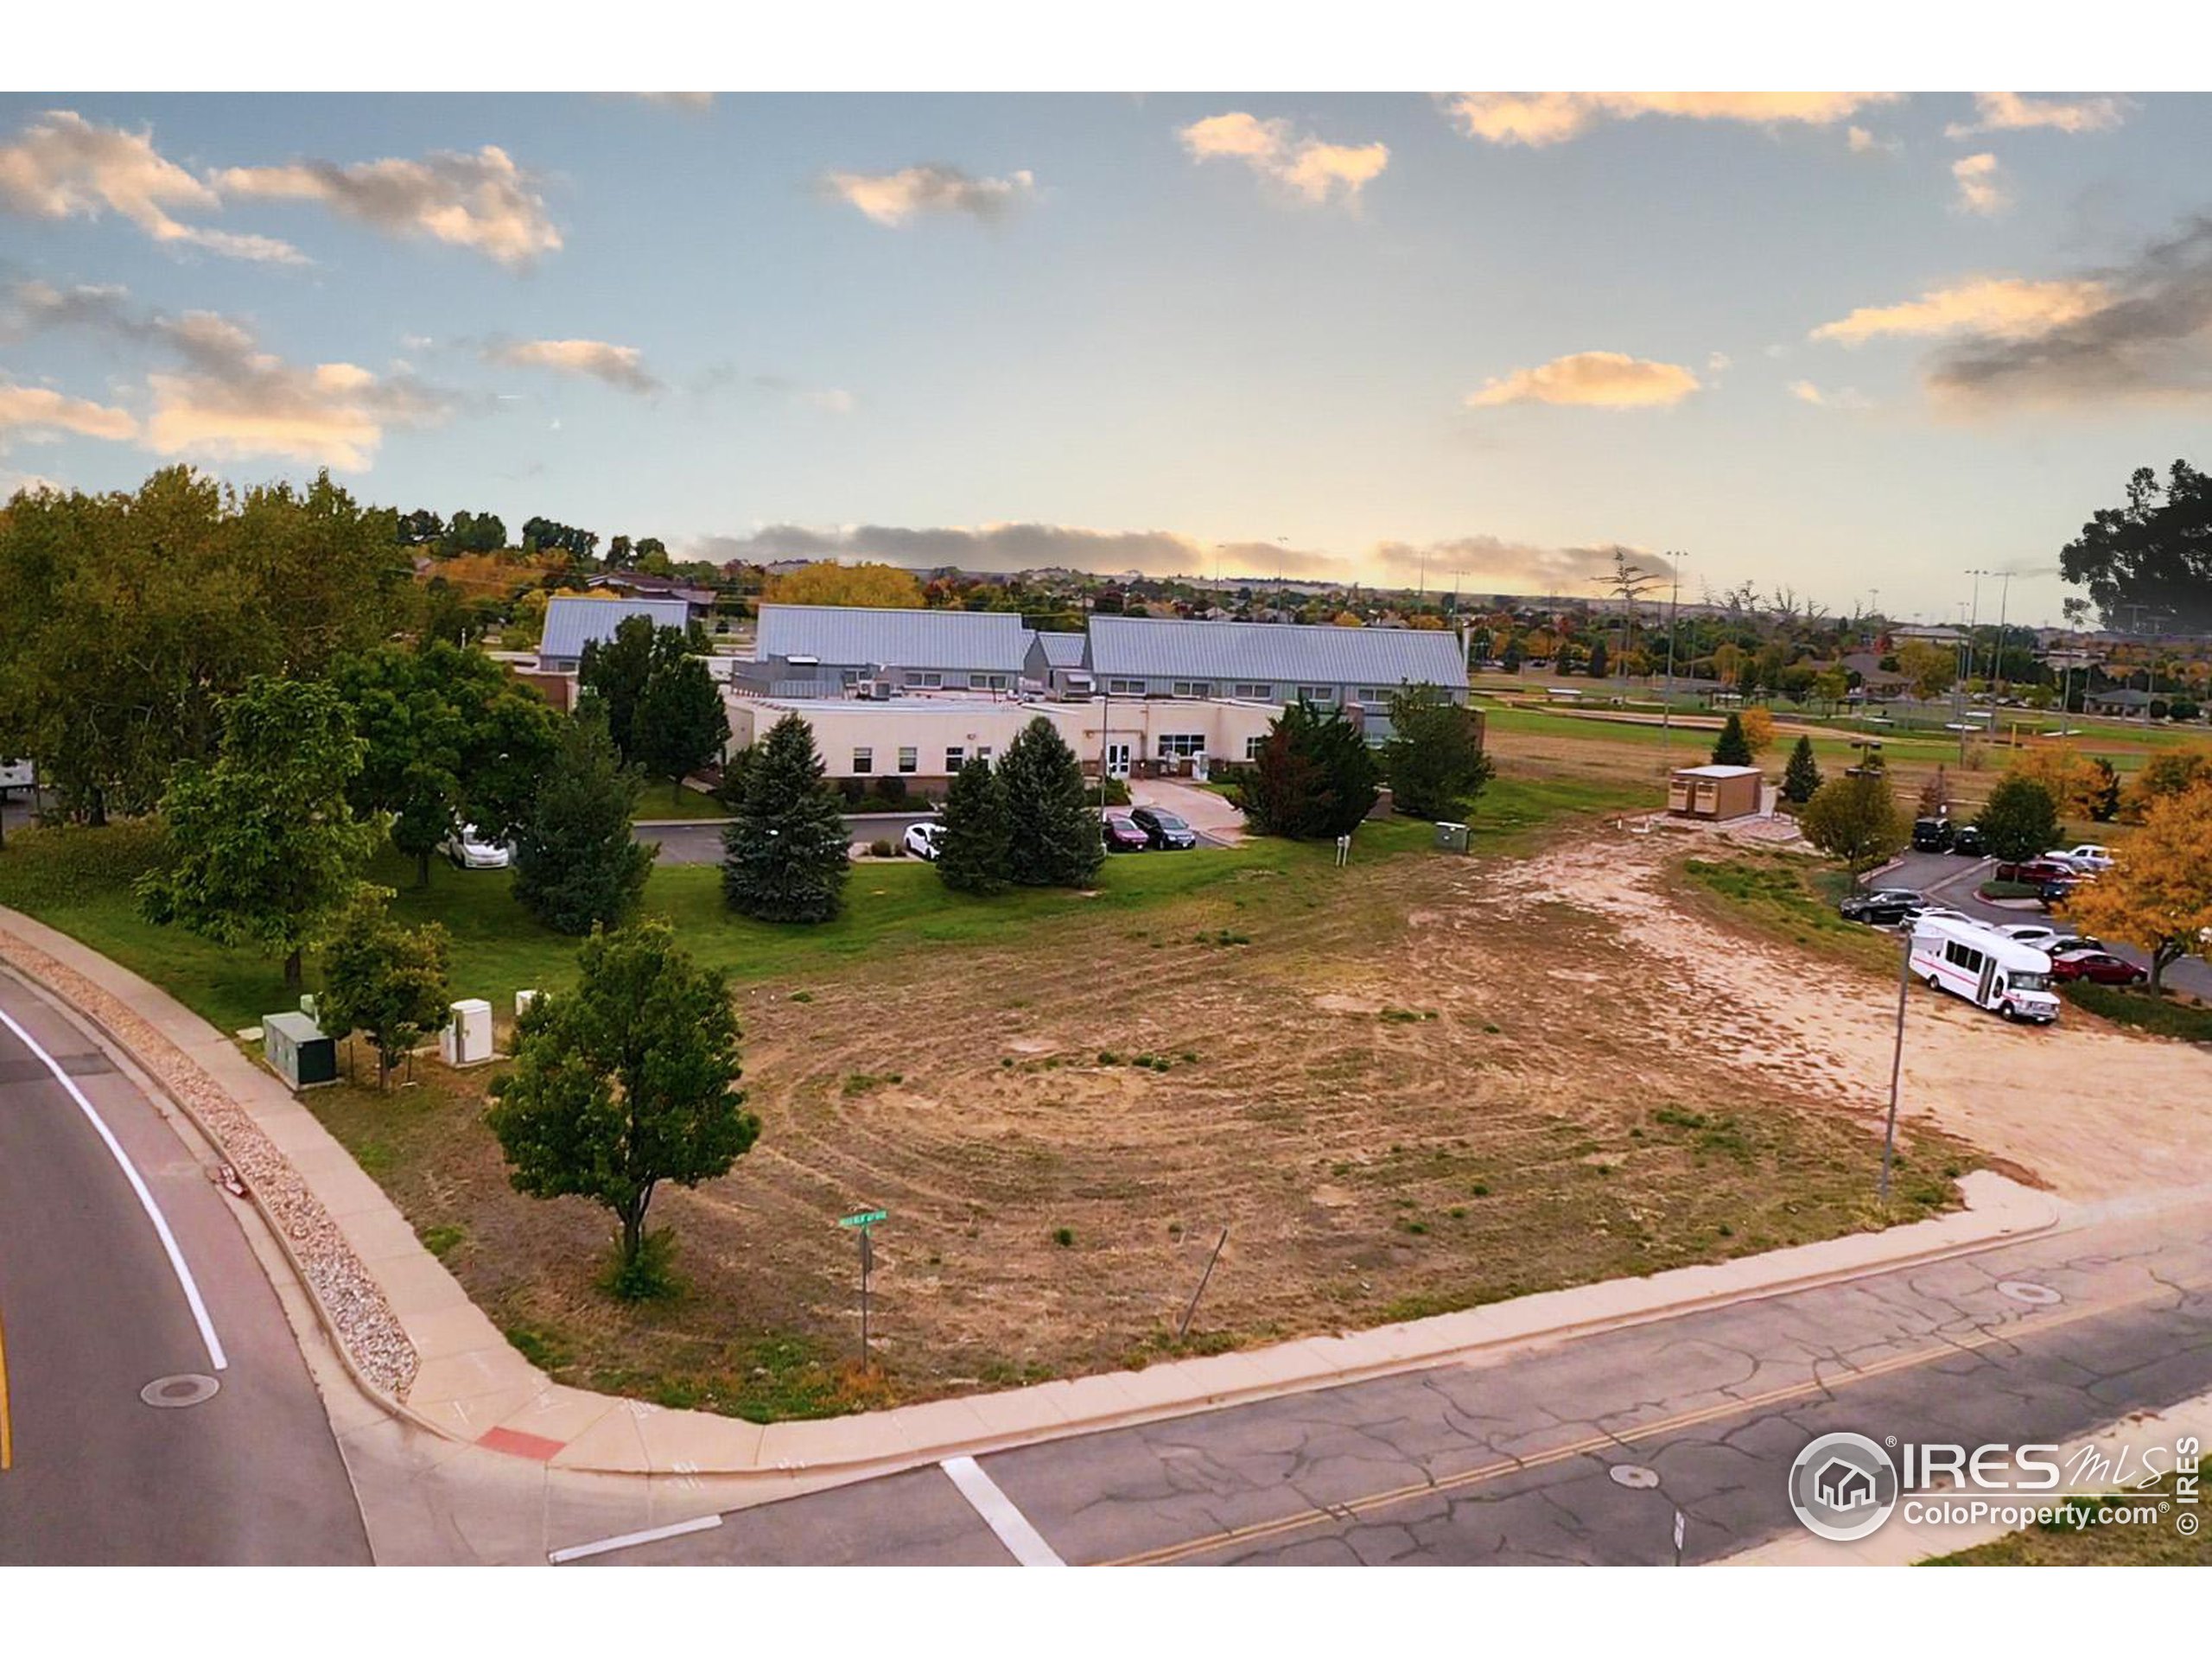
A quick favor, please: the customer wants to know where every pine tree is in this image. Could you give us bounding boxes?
[1711,711,1754,766]
[1782,734,1823,805]
[999,716,1103,887]
[1243,699,1380,839]
[1586,637,1609,680]
[936,754,1011,893]
[512,705,657,935]
[721,713,852,922]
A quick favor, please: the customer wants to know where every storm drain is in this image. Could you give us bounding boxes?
[140,1374,220,1408]
[1608,1464,1662,1489]
[1997,1281,2063,1306]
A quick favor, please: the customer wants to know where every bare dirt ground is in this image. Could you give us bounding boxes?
[1489,826,2212,1200]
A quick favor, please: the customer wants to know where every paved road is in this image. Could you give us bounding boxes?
[0,973,369,1565]
[1885,849,2212,1001]
[640,810,1236,862]
[573,1200,2212,1566]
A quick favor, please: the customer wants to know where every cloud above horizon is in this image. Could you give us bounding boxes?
[1440,92,1902,148]
[1951,152,2009,215]
[821,163,1036,226]
[1810,276,2113,344]
[0,110,304,264]
[1466,350,1701,409]
[0,380,139,445]
[484,336,659,393]
[1178,111,1389,206]
[1945,92,2129,139]
[214,144,559,267]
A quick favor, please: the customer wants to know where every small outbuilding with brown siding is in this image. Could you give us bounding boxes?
[1667,763,1764,822]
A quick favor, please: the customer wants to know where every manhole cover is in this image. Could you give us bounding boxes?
[1997,1281,2063,1306]
[1609,1464,1662,1490]
[140,1374,220,1408]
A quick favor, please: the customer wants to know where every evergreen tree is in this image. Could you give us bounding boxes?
[721,713,852,922]
[998,716,1103,887]
[1781,734,1823,805]
[1586,637,1609,679]
[1381,685,1493,821]
[1711,711,1754,766]
[2088,756,2123,823]
[634,650,730,804]
[1243,699,1380,839]
[936,754,1012,893]
[512,706,657,935]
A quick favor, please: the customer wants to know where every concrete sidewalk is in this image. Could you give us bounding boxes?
[0,904,2063,1500]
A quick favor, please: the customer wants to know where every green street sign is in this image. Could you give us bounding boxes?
[838,1209,887,1229]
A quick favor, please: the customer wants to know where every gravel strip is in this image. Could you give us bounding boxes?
[0,932,421,1399]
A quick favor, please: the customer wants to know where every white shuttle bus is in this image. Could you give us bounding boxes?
[1910,915,2060,1024]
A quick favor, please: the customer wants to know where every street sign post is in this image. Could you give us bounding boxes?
[837,1210,887,1365]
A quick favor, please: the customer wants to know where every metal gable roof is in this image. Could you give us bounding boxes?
[1034,630,1088,668]
[756,604,1029,673]
[1086,615,1468,688]
[540,596,694,661]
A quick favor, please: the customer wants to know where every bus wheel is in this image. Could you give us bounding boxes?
[1925,975,1942,992]
[1999,1003,2017,1022]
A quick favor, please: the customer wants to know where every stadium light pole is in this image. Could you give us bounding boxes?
[1660,551,1689,763]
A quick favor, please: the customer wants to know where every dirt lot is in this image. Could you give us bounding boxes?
[310,819,1996,1421]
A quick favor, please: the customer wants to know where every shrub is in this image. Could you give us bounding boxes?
[867,838,894,858]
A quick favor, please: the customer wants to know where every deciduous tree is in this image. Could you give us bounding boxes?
[2059,461,2212,634]
[1801,771,1907,887]
[633,650,730,804]
[2064,782,2212,993]
[766,562,924,609]
[318,892,452,1090]
[1897,641,1957,702]
[1974,775,2062,865]
[1738,706,1777,755]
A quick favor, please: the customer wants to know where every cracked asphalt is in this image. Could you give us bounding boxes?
[582,1199,2212,1566]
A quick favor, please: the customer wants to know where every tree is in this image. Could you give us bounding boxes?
[2065,782,2212,993]
[1243,700,1380,839]
[1916,764,1952,818]
[1800,772,1907,887]
[1738,706,1777,755]
[318,892,452,1090]
[1711,712,1754,767]
[998,717,1103,887]
[1782,735,1823,805]
[721,713,851,922]
[1500,637,1524,671]
[443,511,507,554]
[520,516,600,560]
[1382,686,1492,821]
[1897,640,1958,702]
[397,508,446,547]
[1814,666,1850,711]
[766,562,924,609]
[2008,746,2106,823]
[577,613,659,763]
[935,754,1011,893]
[633,650,730,804]
[2088,756,2123,823]
[512,706,657,935]
[1975,775,2062,865]
[2122,747,2212,821]
[1710,642,1744,688]
[486,921,756,1295]
[136,677,381,990]
[1586,637,1610,680]
[2059,461,2212,634]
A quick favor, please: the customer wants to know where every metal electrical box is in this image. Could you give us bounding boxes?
[440,998,494,1067]
[1433,821,1470,853]
[264,1010,337,1090]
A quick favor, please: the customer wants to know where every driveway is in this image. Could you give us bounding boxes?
[1127,777,1246,847]
[638,813,938,865]
[1885,849,2212,1002]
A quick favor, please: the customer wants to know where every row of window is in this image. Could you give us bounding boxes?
[839,670,1012,691]
[850,744,999,774]
[1097,680,1400,707]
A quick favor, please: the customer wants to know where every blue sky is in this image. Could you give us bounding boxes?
[3,90,2209,623]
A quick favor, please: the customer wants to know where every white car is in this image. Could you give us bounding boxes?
[902,821,946,861]
[2051,844,2114,873]
[440,823,512,869]
[2000,923,2062,949]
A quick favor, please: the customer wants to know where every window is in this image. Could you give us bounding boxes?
[1232,683,1274,701]
[1156,734,1207,758]
[898,747,918,774]
[1295,685,1337,706]
[1944,942,1984,973]
[852,747,874,774]
[1106,678,1144,696]
[966,672,1009,691]
[912,671,943,689]
[1171,680,1213,699]
[1356,686,1393,707]
[975,744,994,763]
[1245,734,1267,761]
[944,746,965,772]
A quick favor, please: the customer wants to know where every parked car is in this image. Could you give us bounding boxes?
[1949,824,1986,857]
[1999,923,2062,949]
[1101,810,1150,853]
[2048,950,2147,987]
[2037,879,2075,910]
[1839,887,1924,926]
[1911,816,1955,852]
[439,823,511,869]
[1129,805,1198,850]
[2055,843,2115,873]
[901,821,945,861]
[2041,934,2104,957]
[1995,857,2079,887]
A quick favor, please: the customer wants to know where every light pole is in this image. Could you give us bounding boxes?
[1660,550,1689,762]
[1879,927,1910,1206]
[1956,577,1982,766]
[1989,570,2012,702]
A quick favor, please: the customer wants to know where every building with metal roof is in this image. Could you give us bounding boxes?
[741,603,1033,696]
[538,595,695,672]
[1023,630,1094,698]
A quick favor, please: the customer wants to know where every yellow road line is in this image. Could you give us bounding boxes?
[0,1294,13,1472]
[1107,1283,2185,1567]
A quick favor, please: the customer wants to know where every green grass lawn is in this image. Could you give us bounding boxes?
[1923,1468,2209,1565]
[1678,850,1901,976]
[0,770,1643,1036]
[632,785,731,822]
[2064,982,2212,1045]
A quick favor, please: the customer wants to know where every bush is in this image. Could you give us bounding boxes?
[867,838,894,858]
[599,1227,681,1302]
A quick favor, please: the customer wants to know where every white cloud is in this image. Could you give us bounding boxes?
[1952,153,2010,216]
[1179,111,1389,206]
[1440,92,1902,147]
[1945,92,2128,139]
[0,110,305,264]
[1467,350,1701,409]
[1847,125,1903,156]
[804,387,855,414]
[822,164,1036,226]
[1787,379,1869,409]
[1811,276,2111,344]
[0,380,138,443]
[215,144,559,268]
[484,337,658,394]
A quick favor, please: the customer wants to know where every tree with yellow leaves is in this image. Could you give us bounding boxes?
[766,562,924,609]
[2007,744,2106,822]
[1738,706,1777,755]
[2063,781,2212,994]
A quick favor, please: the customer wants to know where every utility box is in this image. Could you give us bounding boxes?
[1667,764,1764,822]
[1433,821,1471,853]
[440,998,494,1067]
[264,1010,337,1090]
[515,988,540,1020]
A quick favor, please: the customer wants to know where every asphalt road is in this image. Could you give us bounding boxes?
[574,1201,2212,1566]
[1885,849,2212,1002]
[0,973,369,1565]
[639,812,1233,863]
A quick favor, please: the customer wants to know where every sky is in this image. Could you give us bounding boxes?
[3,89,2210,626]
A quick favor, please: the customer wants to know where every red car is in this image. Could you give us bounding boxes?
[1996,857,2079,887]
[2049,950,2147,987]
[1101,810,1150,853]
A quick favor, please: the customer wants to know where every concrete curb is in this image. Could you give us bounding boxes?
[0,909,2065,1491]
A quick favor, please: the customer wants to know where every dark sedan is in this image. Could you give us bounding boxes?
[2050,950,2148,987]
[1838,887,1924,925]
[1950,824,1985,856]
[1101,810,1150,853]
[1129,805,1198,850]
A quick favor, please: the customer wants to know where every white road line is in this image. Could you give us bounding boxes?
[941,1454,1065,1566]
[548,1512,722,1564]
[0,1007,228,1373]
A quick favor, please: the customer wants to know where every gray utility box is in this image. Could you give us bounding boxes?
[264,1009,338,1090]
[1433,821,1471,853]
